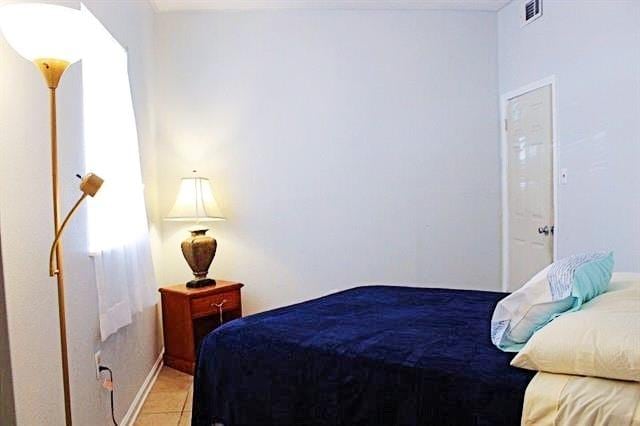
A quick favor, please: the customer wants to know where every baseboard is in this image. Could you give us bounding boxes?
[120,349,164,426]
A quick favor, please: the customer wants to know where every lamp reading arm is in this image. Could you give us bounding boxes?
[49,173,104,277]
[50,193,86,276]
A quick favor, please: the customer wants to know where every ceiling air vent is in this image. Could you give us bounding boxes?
[521,0,542,26]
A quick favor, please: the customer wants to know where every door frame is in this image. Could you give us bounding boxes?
[500,76,559,292]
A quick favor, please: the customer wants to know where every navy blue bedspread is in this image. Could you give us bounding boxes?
[193,286,534,426]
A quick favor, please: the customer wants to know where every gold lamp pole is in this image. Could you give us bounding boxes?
[0,4,103,425]
[44,58,73,426]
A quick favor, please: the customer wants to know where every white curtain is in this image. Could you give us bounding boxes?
[81,5,157,341]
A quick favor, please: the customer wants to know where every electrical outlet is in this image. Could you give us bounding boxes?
[94,350,101,380]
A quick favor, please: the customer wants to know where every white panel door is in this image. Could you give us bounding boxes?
[506,85,554,291]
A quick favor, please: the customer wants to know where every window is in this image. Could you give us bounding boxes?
[81,5,157,341]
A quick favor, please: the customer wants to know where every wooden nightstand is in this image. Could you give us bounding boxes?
[159,281,244,375]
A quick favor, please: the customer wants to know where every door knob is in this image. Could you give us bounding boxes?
[537,225,554,236]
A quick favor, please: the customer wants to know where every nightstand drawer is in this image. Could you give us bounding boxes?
[191,290,240,319]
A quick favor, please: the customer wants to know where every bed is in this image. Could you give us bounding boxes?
[192,285,535,426]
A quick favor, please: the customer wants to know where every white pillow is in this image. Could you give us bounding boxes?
[491,252,614,352]
[491,265,569,349]
[511,273,640,382]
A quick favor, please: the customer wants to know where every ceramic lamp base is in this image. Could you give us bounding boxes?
[181,228,218,288]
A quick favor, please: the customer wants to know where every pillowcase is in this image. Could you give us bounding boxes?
[491,252,614,352]
[511,273,640,381]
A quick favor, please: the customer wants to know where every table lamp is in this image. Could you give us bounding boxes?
[166,171,225,288]
[0,4,102,425]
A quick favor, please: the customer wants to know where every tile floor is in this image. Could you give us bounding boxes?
[134,366,193,426]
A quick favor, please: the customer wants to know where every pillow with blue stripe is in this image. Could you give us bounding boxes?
[491,252,614,352]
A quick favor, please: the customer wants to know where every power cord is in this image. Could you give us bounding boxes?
[98,366,118,426]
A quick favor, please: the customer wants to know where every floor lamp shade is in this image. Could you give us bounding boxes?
[0,3,83,63]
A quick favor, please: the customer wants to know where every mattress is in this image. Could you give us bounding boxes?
[522,371,640,425]
[193,285,535,425]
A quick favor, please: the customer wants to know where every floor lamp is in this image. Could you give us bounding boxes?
[0,4,102,425]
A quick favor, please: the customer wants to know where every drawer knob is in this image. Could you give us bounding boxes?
[210,299,227,323]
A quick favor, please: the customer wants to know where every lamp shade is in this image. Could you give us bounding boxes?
[0,3,83,63]
[166,177,225,222]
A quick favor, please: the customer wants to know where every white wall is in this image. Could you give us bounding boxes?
[154,10,501,314]
[0,0,162,424]
[498,0,640,271]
